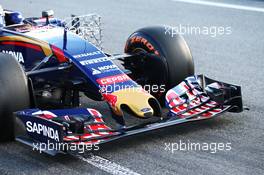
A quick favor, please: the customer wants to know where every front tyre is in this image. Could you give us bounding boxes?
[124,26,194,103]
[0,53,30,142]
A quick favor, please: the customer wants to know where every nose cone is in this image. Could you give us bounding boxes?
[105,87,156,118]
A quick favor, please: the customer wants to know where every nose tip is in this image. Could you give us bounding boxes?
[121,104,154,118]
[144,112,153,118]
[110,87,160,118]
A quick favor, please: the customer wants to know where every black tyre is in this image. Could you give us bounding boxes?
[124,26,194,102]
[0,53,30,142]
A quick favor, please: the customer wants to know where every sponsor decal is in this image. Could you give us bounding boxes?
[74,51,102,59]
[1,50,24,63]
[80,57,110,66]
[141,108,152,112]
[129,36,159,55]
[91,64,118,75]
[102,94,118,107]
[92,68,102,75]
[98,64,118,71]
[26,121,60,142]
[96,74,130,85]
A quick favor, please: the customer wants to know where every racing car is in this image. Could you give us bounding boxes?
[0,7,243,155]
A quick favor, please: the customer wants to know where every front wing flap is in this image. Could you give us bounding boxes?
[165,75,243,119]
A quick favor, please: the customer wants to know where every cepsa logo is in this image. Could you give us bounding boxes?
[96,74,130,85]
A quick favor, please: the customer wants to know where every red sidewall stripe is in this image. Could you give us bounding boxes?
[1,41,42,52]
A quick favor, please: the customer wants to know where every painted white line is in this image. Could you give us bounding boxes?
[172,0,264,13]
[76,154,141,175]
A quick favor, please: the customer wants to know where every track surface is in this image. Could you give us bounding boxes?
[0,0,263,174]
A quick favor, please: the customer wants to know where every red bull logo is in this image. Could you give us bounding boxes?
[102,93,117,107]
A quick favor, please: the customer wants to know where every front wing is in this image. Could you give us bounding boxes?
[15,75,243,155]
